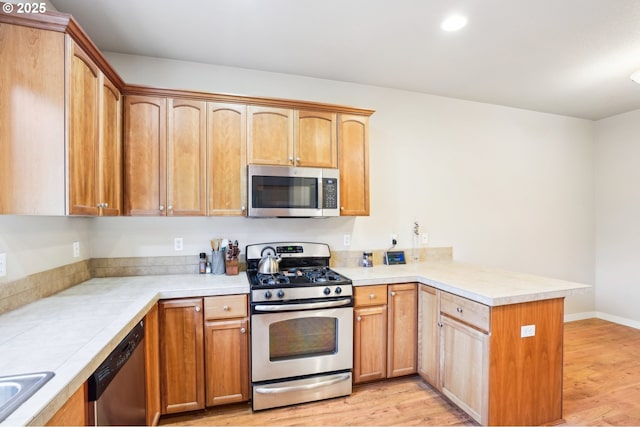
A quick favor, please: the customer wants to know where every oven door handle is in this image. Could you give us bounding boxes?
[254,373,351,395]
[253,298,352,312]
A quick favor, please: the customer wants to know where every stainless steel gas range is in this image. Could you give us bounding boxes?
[245,242,353,411]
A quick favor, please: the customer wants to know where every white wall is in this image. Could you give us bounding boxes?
[0,216,91,282]
[594,109,640,327]
[94,53,596,315]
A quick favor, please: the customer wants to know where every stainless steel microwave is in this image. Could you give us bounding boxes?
[248,165,340,217]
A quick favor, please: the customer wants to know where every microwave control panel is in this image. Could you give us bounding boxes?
[323,178,338,209]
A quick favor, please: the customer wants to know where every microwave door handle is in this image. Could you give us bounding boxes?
[254,298,352,312]
[317,175,323,211]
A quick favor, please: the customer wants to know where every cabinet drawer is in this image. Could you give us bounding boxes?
[354,285,388,307]
[440,292,490,332]
[204,295,247,320]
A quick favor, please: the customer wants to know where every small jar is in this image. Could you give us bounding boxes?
[362,251,373,267]
[199,253,207,274]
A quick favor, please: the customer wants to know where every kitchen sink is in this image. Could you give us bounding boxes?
[0,372,54,423]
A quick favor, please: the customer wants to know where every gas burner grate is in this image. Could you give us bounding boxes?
[256,273,290,286]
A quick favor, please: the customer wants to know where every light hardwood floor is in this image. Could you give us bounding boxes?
[160,318,640,426]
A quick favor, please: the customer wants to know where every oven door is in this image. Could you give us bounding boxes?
[251,301,353,382]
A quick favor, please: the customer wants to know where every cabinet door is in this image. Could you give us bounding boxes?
[338,114,369,216]
[97,75,122,216]
[124,95,167,215]
[68,42,99,216]
[247,106,294,165]
[207,103,247,216]
[418,284,439,387]
[159,298,204,414]
[167,99,206,216]
[387,283,417,377]
[204,318,250,406]
[353,305,387,384]
[440,316,489,425]
[295,110,337,168]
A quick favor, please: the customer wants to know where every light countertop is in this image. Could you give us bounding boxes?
[0,261,590,426]
[336,260,591,306]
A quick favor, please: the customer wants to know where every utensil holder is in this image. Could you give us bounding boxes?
[225,259,239,276]
[211,251,225,274]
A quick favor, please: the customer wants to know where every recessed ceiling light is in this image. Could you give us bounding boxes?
[631,70,640,84]
[441,15,468,32]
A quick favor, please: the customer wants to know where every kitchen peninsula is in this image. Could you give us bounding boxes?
[0,260,589,426]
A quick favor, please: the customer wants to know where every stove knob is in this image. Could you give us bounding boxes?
[277,290,285,298]
[335,286,342,294]
[324,287,331,295]
[264,290,272,299]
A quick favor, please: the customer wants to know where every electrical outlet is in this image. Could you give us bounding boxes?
[521,324,536,338]
[421,233,429,244]
[343,234,351,246]
[0,253,6,277]
[174,237,184,251]
[73,242,80,258]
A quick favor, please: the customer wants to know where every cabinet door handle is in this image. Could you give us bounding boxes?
[296,156,300,162]
[456,307,463,313]
[159,205,164,211]
[241,206,246,212]
[356,316,362,321]
[167,205,173,211]
[103,203,108,208]
[391,291,396,297]
[240,327,246,334]
[437,322,443,328]
[195,306,201,312]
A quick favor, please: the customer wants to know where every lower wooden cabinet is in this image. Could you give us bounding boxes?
[353,283,417,384]
[418,284,565,426]
[158,298,205,414]
[157,295,250,416]
[204,295,250,406]
[45,382,87,426]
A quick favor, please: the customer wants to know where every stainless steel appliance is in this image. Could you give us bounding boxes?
[248,165,340,217]
[246,242,353,410]
[88,321,146,426]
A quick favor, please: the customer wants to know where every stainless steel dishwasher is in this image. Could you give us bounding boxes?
[88,321,146,426]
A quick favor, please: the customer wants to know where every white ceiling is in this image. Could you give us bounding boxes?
[50,0,640,120]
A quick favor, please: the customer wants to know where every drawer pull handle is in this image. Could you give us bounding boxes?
[223,305,229,311]
[456,307,463,313]
[369,294,375,300]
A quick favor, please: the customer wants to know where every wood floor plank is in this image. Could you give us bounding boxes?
[160,318,640,426]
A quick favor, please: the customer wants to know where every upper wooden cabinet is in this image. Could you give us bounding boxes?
[68,41,122,216]
[247,107,338,169]
[0,24,66,215]
[295,110,337,168]
[124,96,206,216]
[338,114,370,216]
[207,103,247,216]
[167,99,207,216]
[124,95,167,215]
[247,106,294,166]
[98,77,123,216]
[68,42,100,216]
